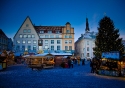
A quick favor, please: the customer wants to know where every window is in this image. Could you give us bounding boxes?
[27,29,31,33]
[22,40,26,44]
[24,35,27,38]
[50,35,54,38]
[17,40,20,44]
[65,35,68,38]
[32,34,35,38]
[26,24,29,27]
[48,30,52,33]
[87,53,89,57]
[33,45,36,50]
[22,46,25,51]
[27,40,31,44]
[28,34,31,38]
[51,46,54,50]
[56,35,59,38]
[23,29,27,33]
[69,40,72,44]
[66,30,70,33]
[69,46,72,50]
[45,40,48,44]
[87,47,89,51]
[87,41,89,45]
[57,40,60,44]
[45,45,48,49]
[40,30,44,33]
[65,40,68,44]
[28,45,31,51]
[40,35,44,38]
[33,40,37,44]
[69,35,72,38]
[16,46,20,51]
[19,34,23,38]
[45,35,49,38]
[65,46,68,50]
[57,46,60,50]
[51,40,54,44]
[56,30,60,33]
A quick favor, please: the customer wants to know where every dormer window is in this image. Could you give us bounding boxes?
[48,30,52,33]
[40,30,44,33]
[56,30,60,33]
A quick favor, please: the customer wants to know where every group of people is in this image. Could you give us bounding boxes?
[90,58,101,74]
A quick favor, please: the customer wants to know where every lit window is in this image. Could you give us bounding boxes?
[24,35,27,38]
[51,40,54,44]
[57,46,60,50]
[45,35,49,38]
[28,35,31,38]
[65,40,68,44]
[27,40,31,43]
[33,40,37,44]
[69,40,72,44]
[45,40,48,44]
[27,29,31,33]
[17,40,20,44]
[33,45,36,50]
[69,46,72,50]
[23,29,27,33]
[45,45,48,49]
[50,35,54,38]
[66,30,70,33]
[57,40,60,44]
[32,34,35,38]
[22,40,26,44]
[65,46,68,50]
[19,35,23,38]
[51,46,54,50]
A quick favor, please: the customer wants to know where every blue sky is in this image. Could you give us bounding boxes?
[0,0,125,41]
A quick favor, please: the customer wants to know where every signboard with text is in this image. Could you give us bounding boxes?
[102,51,119,60]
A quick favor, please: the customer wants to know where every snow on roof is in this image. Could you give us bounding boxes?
[35,53,72,56]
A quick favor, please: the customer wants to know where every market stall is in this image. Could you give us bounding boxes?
[98,51,125,77]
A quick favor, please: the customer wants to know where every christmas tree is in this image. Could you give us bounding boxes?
[93,16,124,58]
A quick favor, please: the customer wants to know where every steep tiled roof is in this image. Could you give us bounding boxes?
[0,29,8,38]
[34,26,64,31]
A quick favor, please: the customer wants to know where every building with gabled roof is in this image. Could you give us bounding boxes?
[13,16,75,54]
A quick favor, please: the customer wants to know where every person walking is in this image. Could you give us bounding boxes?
[82,59,85,65]
[68,58,71,68]
[71,59,73,68]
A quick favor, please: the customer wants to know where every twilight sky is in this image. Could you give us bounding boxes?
[0,0,125,41]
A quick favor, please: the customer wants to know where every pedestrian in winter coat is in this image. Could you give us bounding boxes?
[71,60,73,68]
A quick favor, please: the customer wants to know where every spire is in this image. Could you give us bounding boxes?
[85,17,90,32]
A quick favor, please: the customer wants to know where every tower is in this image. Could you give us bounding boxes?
[85,18,90,32]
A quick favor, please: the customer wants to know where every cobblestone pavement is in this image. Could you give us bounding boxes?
[0,61,125,88]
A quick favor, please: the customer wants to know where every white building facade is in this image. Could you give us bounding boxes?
[75,18,97,60]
